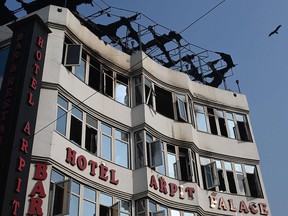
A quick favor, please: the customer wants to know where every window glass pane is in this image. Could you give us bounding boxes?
[69,194,79,216]
[116,82,128,105]
[116,140,128,168]
[149,201,156,212]
[57,96,68,109]
[159,206,168,216]
[83,200,96,216]
[51,170,64,182]
[224,162,232,171]
[177,96,187,121]
[196,113,208,132]
[215,160,222,169]
[167,153,177,178]
[85,125,97,154]
[235,114,245,121]
[56,107,67,135]
[226,112,233,119]
[101,124,112,135]
[120,200,130,213]
[244,165,255,174]
[71,181,80,194]
[184,212,194,216]
[72,106,83,119]
[170,209,180,216]
[227,119,236,138]
[235,163,242,172]
[194,104,204,112]
[87,115,97,128]
[101,134,111,160]
[75,58,86,81]
[100,193,113,206]
[156,150,166,175]
[137,199,146,212]
[116,130,129,142]
[200,157,210,165]
[84,186,96,201]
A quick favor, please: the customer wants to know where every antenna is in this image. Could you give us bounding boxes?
[236,80,241,93]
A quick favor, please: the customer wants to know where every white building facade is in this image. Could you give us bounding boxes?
[0,5,270,216]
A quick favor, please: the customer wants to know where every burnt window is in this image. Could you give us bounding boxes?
[104,69,114,98]
[216,110,228,137]
[145,78,154,107]
[207,107,217,135]
[115,74,129,105]
[215,160,226,192]
[224,162,237,194]
[179,148,192,181]
[70,106,83,146]
[245,165,263,198]
[155,85,174,119]
[235,114,251,141]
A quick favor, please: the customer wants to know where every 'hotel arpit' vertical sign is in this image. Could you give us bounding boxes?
[0,15,51,216]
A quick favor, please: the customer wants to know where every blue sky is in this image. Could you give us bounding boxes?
[5,0,286,215]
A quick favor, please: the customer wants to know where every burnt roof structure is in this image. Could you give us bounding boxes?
[2,0,236,88]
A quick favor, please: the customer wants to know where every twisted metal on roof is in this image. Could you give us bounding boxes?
[1,0,236,88]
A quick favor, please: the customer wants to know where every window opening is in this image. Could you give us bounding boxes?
[85,115,98,154]
[215,160,226,192]
[88,57,101,91]
[235,114,250,141]
[155,85,174,119]
[224,162,237,194]
[51,179,71,216]
[70,106,83,146]
[216,110,228,137]
[245,165,263,198]
[179,148,192,181]
[207,107,217,135]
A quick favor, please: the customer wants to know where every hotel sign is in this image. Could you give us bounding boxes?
[0,15,50,216]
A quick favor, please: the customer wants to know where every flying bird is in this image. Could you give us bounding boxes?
[269,25,281,37]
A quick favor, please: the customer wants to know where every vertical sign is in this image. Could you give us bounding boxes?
[0,15,51,216]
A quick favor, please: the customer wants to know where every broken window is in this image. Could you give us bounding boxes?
[85,115,97,155]
[155,85,174,119]
[88,57,101,91]
[244,165,263,198]
[56,96,68,136]
[195,104,208,132]
[70,106,83,146]
[176,94,187,122]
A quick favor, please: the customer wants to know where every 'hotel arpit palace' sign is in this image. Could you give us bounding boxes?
[0,15,51,216]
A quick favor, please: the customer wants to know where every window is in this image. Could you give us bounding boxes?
[55,96,130,168]
[194,104,252,142]
[56,96,68,136]
[137,131,197,182]
[70,106,83,146]
[49,170,131,216]
[49,171,71,216]
[0,47,9,89]
[155,85,174,119]
[62,36,130,107]
[200,157,263,198]
[134,75,143,106]
[176,94,188,122]
[85,115,98,154]
[145,78,154,107]
[136,199,196,216]
[200,157,219,190]
[195,104,208,132]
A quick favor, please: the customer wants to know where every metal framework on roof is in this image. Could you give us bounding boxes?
[1,0,236,88]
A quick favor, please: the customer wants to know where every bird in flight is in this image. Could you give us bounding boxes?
[269,25,281,37]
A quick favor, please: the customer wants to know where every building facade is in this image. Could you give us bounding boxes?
[0,5,270,216]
